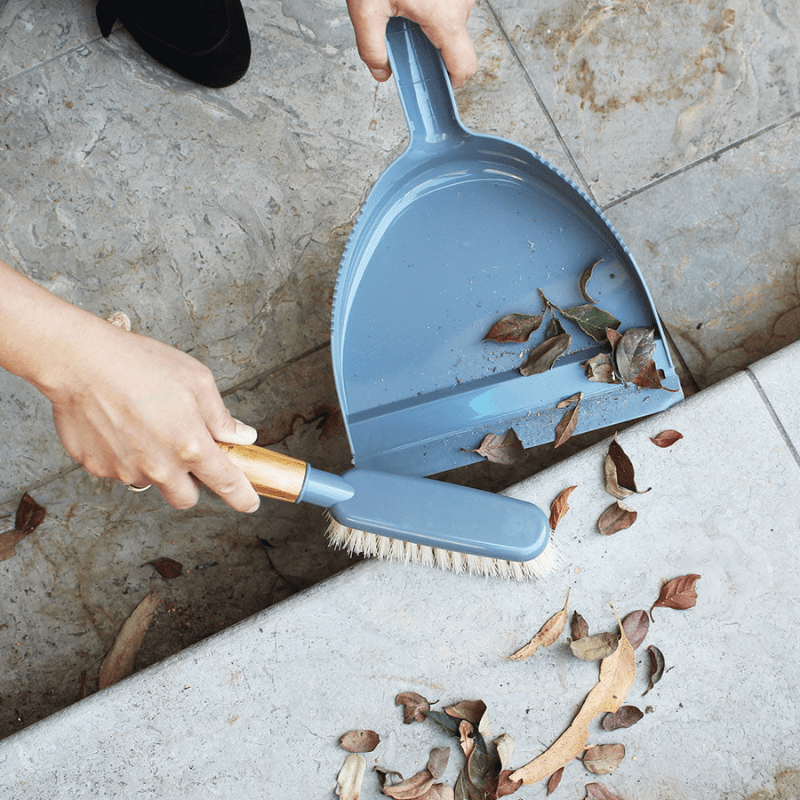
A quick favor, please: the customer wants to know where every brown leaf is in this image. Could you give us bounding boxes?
[147,557,183,580]
[621,610,649,650]
[579,258,604,304]
[643,645,665,695]
[15,492,47,533]
[484,313,544,343]
[418,785,454,800]
[554,394,582,448]
[570,632,619,662]
[602,705,643,731]
[604,434,649,498]
[597,501,637,536]
[382,769,435,799]
[337,754,367,800]
[444,699,487,728]
[0,529,28,562]
[559,304,621,343]
[545,317,567,339]
[519,333,572,376]
[427,747,450,780]
[632,359,678,392]
[650,574,701,619]
[458,720,476,759]
[583,353,619,385]
[396,691,430,724]
[497,770,523,797]
[340,730,381,753]
[582,744,625,775]
[614,328,655,385]
[98,590,161,689]
[549,486,577,531]
[464,429,528,465]
[547,767,564,795]
[571,611,589,641]
[585,783,624,800]
[508,589,570,659]
[557,392,582,409]
[509,606,636,785]
[650,430,684,448]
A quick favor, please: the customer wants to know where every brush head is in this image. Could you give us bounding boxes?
[326,515,562,581]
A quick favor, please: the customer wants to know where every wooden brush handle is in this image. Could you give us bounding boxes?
[217,443,308,502]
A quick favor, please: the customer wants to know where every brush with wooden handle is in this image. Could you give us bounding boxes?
[218,443,558,580]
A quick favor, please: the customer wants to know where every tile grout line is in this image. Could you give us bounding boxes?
[602,110,800,211]
[482,0,599,205]
[0,34,112,85]
[746,368,800,469]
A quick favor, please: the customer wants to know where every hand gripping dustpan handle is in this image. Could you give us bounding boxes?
[386,17,467,146]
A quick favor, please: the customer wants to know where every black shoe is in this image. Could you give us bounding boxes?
[96,0,251,88]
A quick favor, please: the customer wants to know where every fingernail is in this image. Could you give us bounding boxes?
[234,419,258,444]
[246,500,260,514]
[371,67,391,82]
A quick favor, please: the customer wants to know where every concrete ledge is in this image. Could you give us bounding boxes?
[2,345,799,799]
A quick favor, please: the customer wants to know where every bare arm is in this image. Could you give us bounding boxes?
[0,258,260,512]
[346,0,477,88]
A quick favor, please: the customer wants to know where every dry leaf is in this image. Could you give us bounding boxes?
[494,733,515,771]
[643,645,665,695]
[519,333,572,376]
[582,744,625,775]
[559,304,621,343]
[549,486,577,531]
[571,612,589,641]
[147,557,183,580]
[650,574,701,619]
[106,310,132,330]
[98,590,161,689]
[651,430,683,448]
[445,699,488,729]
[458,720,476,759]
[554,395,582,448]
[464,429,528,465]
[614,328,655,385]
[557,392,582,408]
[579,259,605,304]
[418,785,454,800]
[509,607,636,785]
[632,360,678,392]
[545,317,567,339]
[602,705,643,731]
[585,783,624,800]
[583,353,619,385]
[337,754,367,800]
[382,769,435,799]
[547,767,564,795]
[0,530,28,562]
[15,493,47,533]
[427,748,450,780]
[621,611,649,650]
[570,632,619,662]
[484,313,544,343]
[497,771,523,797]
[604,434,649,498]
[508,589,571,659]
[597,501,637,536]
[340,730,381,753]
[396,692,430,724]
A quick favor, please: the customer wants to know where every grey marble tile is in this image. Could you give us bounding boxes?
[489,0,800,204]
[605,116,800,387]
[748,339,800,452]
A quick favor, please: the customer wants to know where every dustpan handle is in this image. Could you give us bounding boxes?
[386,17,466,147]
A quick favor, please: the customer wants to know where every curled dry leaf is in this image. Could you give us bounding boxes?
[579,258,605,304]
[633,360,678,392]
[651,430,683,448]
[396,691,430,724]
[650,574,701,619]
[557,392,582,409]
[445,699,488,730]
[337,754,367,800]
[583,353,619,385]
[559,304,621,343]
[571,611,589,641]
[570,632,619,662]
[382,768,435,799]
[586,783,624,800]
[614,328,655,385]
[545,317,567,339]
[459,720,476,758]
[509,607,636,785]
[597,501,637,536]
[520,333,572,376]
[643,645,665,695]
[549,486,577,531]
[602,705,644,731]
[98,590,161,689]
[546,767,564,795]
[621,610,649,650]
[484,313,544,343]
[2,493,47,562]
[508,589,570,660]
[554,395,582,449]
[340,730,381,753]
[494,733,515,771]
[427,748,450,780]
[582,743,626,775]
[147,557,183,580]
[604,434,649,499]
[464,429,528,465]
[419,785,455,800]
[497,771,523,797]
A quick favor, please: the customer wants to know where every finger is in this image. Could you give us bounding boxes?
[155,471,202,511]
[420,21,477,89]
[347,1,392,81]
[213,416,259,446]
[190,445,261,513]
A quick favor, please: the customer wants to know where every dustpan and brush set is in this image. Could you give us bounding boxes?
[224,18,683,579]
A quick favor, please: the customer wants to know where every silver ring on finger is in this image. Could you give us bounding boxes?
[126,483,152,492]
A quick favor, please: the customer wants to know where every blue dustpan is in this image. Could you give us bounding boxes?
[332,18,683,477]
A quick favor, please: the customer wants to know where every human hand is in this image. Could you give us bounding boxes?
[346,0,477,89]
[47,325,262,512]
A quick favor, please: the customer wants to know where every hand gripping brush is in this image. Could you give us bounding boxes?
[220,444,557,580]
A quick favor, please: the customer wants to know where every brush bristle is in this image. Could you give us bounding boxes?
[325,514,562,581]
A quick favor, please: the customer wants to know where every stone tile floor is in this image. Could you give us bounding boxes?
[0,0,798,739]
